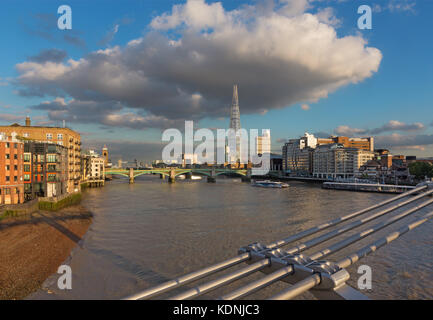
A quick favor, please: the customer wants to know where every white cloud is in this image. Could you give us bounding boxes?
[16,0,382,129]
[334,120,425,137]
[316,7,341,27]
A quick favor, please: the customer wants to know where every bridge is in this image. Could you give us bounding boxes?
[125,181,433,300]
[106,168,254,183]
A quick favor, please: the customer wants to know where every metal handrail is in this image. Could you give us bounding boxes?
[125,184,433,300]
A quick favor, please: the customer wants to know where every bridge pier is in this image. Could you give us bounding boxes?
[185,172,192,180]
[207,168,216,183]
[168,169,176,183]
[241,168,252,183]
[129,168,134,184]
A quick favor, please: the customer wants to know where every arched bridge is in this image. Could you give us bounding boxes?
[105,168,255,183]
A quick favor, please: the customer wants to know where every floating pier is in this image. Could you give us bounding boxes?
[322,182,415,194]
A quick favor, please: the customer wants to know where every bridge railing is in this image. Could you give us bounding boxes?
[124,182,433,300]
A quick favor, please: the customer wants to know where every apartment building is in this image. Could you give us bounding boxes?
[0,133,24,204]
[81,150,105,182]
[282,133,317,175]
[24,142,68,198]
[282,133,375,176]
[317,136,374,152]
[312,144,375,179]
[0,117,81,193]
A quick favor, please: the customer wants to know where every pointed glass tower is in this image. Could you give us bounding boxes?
[229,84,241,131]
[227,84,242,163]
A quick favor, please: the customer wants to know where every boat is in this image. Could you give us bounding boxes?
[177,174,203,180]
[252,180,289,188]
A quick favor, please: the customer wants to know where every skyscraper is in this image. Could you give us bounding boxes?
[229,84,241,131]
[228,85,242,163]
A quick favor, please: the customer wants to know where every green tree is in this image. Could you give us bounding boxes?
[409,162,433,179]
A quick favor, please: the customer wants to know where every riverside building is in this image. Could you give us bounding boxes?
[0,133,24,204]
[312,144,375,179]
[23,142,68,198]
[282,133,375,176]
[0,117,81,193]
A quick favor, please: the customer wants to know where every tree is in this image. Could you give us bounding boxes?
[409,162,433,179]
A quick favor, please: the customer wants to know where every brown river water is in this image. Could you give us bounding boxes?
[29,175,433,300]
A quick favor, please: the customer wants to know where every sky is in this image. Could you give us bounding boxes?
[0,0,432,163]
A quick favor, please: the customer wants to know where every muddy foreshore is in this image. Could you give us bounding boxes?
[0,205,93,300]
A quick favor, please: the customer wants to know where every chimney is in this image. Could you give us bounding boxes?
[25,116,31,127]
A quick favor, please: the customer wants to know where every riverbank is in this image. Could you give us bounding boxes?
[0,205,92,300]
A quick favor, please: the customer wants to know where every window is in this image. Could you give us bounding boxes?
[14,154,18,160]
[5,188,10,195]
[14,176,17,182]
[5,165,9,171]
[46,133,53,140]
[47,154,57,163]
[14,165,18,171]
[24,154,31,162]
[14,143,17,148]
[23,133,29,138]
[6,176,10,182]
[57,133,63,140]
[5,154,10,159]
[48,174,57,182]
[6,142,10,148]
[24,164,30,172]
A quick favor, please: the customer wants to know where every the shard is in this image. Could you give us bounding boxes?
[229,84,241,131]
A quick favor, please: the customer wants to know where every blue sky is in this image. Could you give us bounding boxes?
[0,0,432,162]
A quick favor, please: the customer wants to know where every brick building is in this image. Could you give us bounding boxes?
[23,142,68,199]
[0,117,81,193]
[0,133,24,204]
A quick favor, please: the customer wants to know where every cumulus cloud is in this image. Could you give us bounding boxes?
[83,138,165,163]
[31,97,185,130]
[28,49,68,64]
[334,120,425,136]
[334,125,368,136]
[0,114,25,122]
[375,133,433,150]
[369,120,424,134]
[16,0,382,129]
[316,7,341,27]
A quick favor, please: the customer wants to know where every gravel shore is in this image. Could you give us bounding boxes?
[0,206,92,300]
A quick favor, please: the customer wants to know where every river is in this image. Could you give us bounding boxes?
[29,175,433,300]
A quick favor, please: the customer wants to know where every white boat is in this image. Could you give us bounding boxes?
[177,174,202,180]
[252,180,289,188]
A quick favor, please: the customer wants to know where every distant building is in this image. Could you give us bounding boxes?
[282,133,317,175]
[0,117,81,193]
[102,145,111,168]
[270,154,283,171]
[0,133,24,204]
[282,133,375,176]
[256,129,271,155]
[392,155,406,167]
[312,144,375,179]
[318,136,374,152]
[81,150,105,183]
